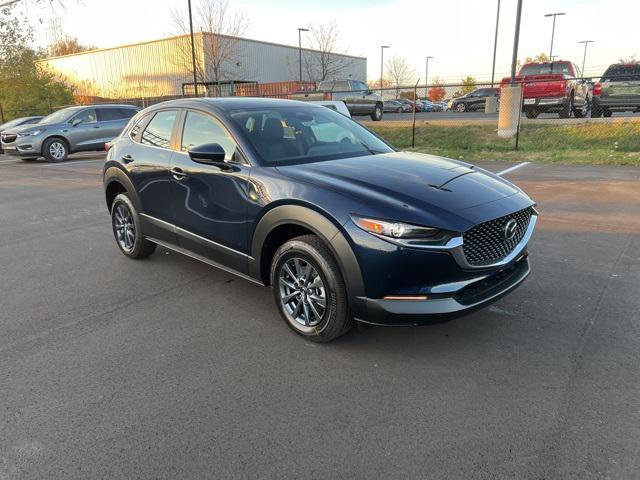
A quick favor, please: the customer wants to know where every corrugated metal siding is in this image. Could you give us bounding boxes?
[38,33,366,99]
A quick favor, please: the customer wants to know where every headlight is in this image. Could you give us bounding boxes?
[17,130,43,137]
[351,215,461,249]
[352,215,441,239]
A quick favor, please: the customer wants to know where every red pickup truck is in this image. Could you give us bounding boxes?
[500,61,589,118]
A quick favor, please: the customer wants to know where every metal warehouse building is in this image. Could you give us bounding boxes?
[37,32,367,99]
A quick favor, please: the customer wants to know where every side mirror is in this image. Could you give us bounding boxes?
[71,118,83,127]
[188,143,228,166]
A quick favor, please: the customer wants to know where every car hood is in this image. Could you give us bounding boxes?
[6,122,60,134]
[276,152,533,230]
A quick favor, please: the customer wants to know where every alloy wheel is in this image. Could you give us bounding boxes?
[278,257,327,329]
[49,141,66,160]
[114,203,136,252]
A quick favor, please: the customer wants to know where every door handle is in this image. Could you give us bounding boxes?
[171,167,187,180]
[122,154,134,164]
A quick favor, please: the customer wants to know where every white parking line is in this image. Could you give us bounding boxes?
[496,162,530,177]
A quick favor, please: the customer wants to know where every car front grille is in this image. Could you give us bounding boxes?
[1,134,17,143]
[462,207,534,267]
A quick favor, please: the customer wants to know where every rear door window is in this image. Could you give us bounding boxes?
[141,110,178,149]
[97,108,123,122]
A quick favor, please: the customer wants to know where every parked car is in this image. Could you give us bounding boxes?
[591,63,640,117]
[413,100,425,112]
[309,100,351,117]
[449,88,499,112]
[0,116,43,154]
[103,97,537,342]
[419,99,438,112]
[384,100,404,113]
[500,61,589,118]
[0,104,139,162]
[397,99,414,112]
[291,79,384,121]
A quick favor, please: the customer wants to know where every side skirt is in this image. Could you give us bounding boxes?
[145,236,266,287]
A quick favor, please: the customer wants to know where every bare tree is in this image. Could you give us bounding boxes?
[385,55,414,97]
[303,20,352,81]
[171,0,249,90]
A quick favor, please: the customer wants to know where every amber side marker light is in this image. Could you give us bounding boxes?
[383,295,428,301]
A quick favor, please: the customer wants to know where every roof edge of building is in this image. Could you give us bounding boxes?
[38,31,366,63]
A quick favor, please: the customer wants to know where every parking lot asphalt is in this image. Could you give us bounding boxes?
[1,154,639,479]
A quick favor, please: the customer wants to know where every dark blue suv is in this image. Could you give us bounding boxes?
[103,98,537,342]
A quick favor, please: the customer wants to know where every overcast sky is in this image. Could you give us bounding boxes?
[25,0,639,82]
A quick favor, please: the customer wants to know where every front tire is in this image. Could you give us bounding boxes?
[559,95,573,118]
[110,193,156,259]
[456,103,466,112]
[270,235,352,342]
[370,103,383,121]
[42,138,69,162]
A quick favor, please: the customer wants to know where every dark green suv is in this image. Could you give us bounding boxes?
[592,64,640,117]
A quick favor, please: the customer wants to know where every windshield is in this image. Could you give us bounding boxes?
[229,105,394,166]
[520,62,571,76]
[39,107,81,125]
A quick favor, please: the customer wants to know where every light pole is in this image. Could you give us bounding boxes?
[297,28,309,84]
[425,56,433,98]
[544,12,565,63]
[490,0,501,87]
[380,45,389,96]
[578,40,594,77]
[187,0,198,96]
[510,0,523,84]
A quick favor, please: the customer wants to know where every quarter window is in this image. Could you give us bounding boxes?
[181,111,237,162]
[141,110,178,149]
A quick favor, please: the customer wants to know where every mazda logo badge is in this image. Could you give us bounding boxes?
[504,219,518,241]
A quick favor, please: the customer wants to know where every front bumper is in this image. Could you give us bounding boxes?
[0,139,43,157]
[343,204,536,326]
[356,255,530,326]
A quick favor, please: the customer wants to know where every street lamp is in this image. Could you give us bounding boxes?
[544,12,566,63]
[490,0,501,87]
[425,56,434,98]
[297,28,309,84]
[578,40,594,77]
[380,45,389,96]
[187,0,198,96]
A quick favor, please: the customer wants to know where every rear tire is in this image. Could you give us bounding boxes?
[42,137,69,163]
[370,103,383,121]
[525,110,539,119]
[591,105,602,118]
[270,234,352,342]
[110,193,156,259]
[573,101,587,118]
[603,110,612,118]
[559,95,573,118]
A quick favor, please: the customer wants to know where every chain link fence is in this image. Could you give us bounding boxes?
[2,76,639,165]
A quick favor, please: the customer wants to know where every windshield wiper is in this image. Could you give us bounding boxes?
[358,141,384,155]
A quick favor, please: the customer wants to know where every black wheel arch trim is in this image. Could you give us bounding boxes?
[249,204,366,317]
[103,165,143,212]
